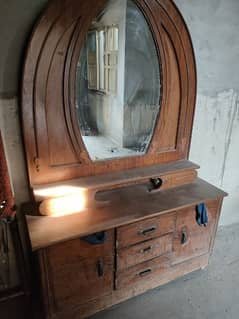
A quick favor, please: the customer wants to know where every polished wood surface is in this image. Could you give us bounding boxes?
[25,178,227,251]
[22,0,197,186]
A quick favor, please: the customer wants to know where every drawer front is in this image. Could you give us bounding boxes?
[47,230,114,266]
[117,233,173,271]
[117,213,176,248]
[173,199,220,264]
[116,255,171,290]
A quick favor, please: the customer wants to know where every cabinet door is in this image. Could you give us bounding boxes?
[172,199,221,264]
[38,230,114,315]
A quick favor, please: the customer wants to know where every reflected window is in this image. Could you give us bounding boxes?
[76,0,161,161]
[87,27,119,95]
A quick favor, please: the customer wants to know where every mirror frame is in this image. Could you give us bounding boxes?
[22,0,197,186]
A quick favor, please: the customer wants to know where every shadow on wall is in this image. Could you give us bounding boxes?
[0,0,48,97]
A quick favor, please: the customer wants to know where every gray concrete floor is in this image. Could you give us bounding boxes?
[91,223,239,319]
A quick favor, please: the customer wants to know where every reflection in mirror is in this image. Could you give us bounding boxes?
[76,0,161,161]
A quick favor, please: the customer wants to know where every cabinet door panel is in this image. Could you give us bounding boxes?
[49,255,114,309]
[39,231,114,313]
[173,199,220,264]
[47,230,114,264]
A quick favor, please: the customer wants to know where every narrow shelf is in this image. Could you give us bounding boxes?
[33,160,199,200]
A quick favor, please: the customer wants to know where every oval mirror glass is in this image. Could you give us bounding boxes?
[76,0,161,161]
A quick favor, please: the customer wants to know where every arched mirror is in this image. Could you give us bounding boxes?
[76,0,161,161]
[22,0,197,185]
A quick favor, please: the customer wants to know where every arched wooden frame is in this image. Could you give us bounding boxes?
[22,0,197,186]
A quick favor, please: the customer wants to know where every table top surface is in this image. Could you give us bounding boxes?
[25,178,227,251]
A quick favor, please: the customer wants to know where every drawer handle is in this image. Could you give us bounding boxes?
[140,226,157,236]
[96,259,104,277]
[139,268,152,277]
[140,246,152,254]
[181,228,188,245]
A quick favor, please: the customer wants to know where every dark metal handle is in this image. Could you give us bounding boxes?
[181,228,188,245]
[148,178,163,192]
[139,268,152,277]
[97,259,104,277]
[140,246,152,254]
[140,226,157,236]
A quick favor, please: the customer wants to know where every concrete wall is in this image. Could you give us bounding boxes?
[0,0,239,225]
[174,0,239,226]
[0,1,48,205]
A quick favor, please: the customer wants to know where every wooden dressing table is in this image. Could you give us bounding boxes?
[21,0,227,318]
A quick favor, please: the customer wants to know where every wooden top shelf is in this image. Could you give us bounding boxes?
[33,160,200,200]
[25,178,227,251]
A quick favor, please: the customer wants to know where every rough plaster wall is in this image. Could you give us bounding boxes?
[0,0,48,97]
[0,0,238,225]
[174,0,239,225]
[0,98,29,205]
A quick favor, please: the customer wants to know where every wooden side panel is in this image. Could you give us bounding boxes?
[46,22,80,166]
[172,199,221,264]
[153,27,181,152]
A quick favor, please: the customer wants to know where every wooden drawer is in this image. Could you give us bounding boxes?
[117,213,176,248]
[116,254,171,290]
[117,233,173,271]
[173,199,220,264]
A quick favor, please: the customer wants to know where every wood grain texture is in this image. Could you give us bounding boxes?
[172,199,221,264]
[21,0,197,186]
[20,2,226,319]
[32,195,226,319]
[117,212,175,248]
[116,254,172,290]
[33,160,199,200]
[45,254,210,319]
[24,178,227,251]
[117,233,173,271]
